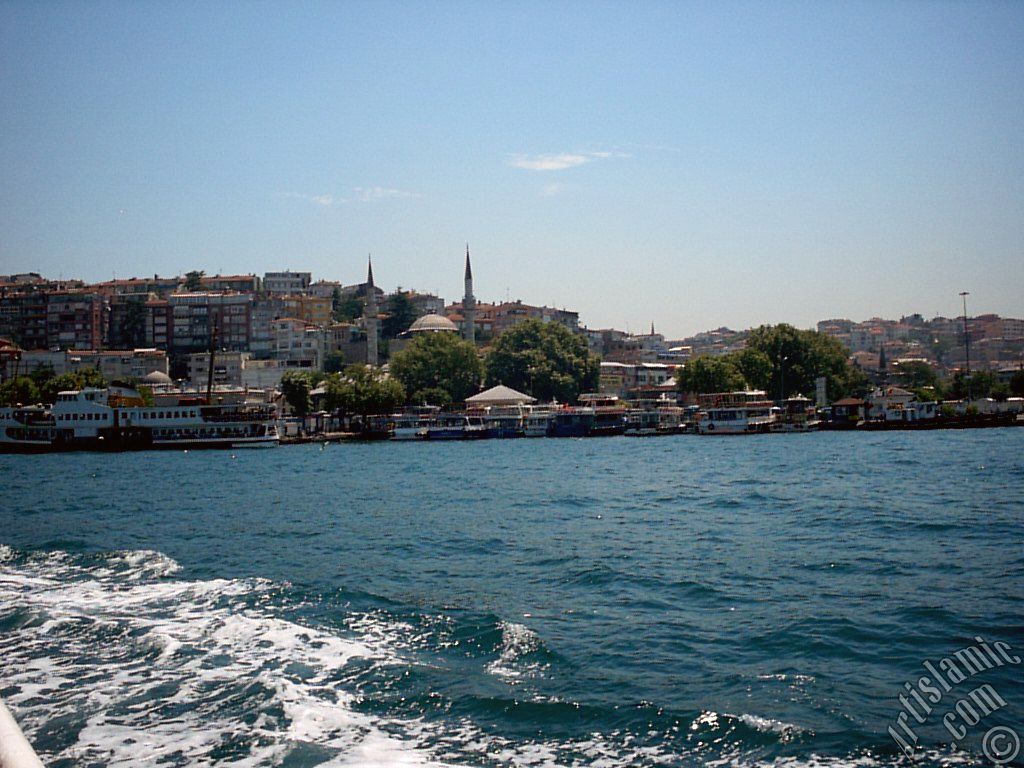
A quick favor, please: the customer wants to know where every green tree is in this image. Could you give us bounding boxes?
[745,324,868,400]
[279,370,319,417]
[323,365,405,417]
[40,368,106,404]
[946,369,998,400]
[390,332,482,405]
[410,387,452,408]
[110,297,148,348]
[1010,369,1024,398]
[893,360,940,390]
[483,319,599,403]
[732,348,773,391]
[184,270,205,291]
[0,376,40,407]
[28,364,56,388]
[333,293,363,323]
[381,291,418,339]
[675,355,746,394]
[323,351,347,374]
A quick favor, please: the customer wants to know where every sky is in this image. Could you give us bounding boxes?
[1,0,1022,338]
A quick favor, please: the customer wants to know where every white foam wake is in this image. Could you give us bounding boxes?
[0,547,448,767]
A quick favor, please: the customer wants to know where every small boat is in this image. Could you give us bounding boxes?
[696,391,776,435]
[771,395,821,433]
[548,406,594,437]
[481,405,525,438]
[422,414,488,440]
[624,409,660,436]
[656,406,686,434]
[390,406,440,440]
[523,405,555,437]
[580,394,626,437]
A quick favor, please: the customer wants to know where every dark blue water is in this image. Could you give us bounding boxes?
[2,431,1022,767]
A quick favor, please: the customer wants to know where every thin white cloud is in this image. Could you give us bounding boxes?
[508,150,630,171]
[283,188,421,206]
[509,153,593,171]
[541,183,569,197]
[352,186,421,203]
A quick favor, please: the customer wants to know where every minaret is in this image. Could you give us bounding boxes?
[463,244,476,345]
[365,256,378,366]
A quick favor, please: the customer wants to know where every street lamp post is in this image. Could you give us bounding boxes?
[779,355,789,402]
[959,291,971,402]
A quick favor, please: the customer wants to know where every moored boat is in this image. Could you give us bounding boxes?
[580,394,626,436]
[771,395,820,432]
[548,406,594,437]
[0,405,56,452]
[696,391,776,435]
[480,404,525,438]
[624,409,660,436]
[1,386,279,452]
[390,406,440,440]
[422,414,488,440]
[523,405,554,437]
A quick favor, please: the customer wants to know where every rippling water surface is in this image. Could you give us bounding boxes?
[2,430,1022,766]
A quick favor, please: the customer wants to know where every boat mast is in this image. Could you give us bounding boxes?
[206,321,217,405]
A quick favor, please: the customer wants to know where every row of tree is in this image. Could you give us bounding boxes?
[675,324,869,400]
[0,366,111,407]
[280,319,601,415]
[891,360,1024,402]
[675,323,1024,402]
[0,366,167,408]
[390,319,600,406]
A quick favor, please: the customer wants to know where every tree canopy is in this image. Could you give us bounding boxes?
[675,355,746,394]
[279,370,320,417]
[390,332,482,405]
[184,270,205,291]
[676,324,868,401]
[322,365,404,417]
[0,376,40,407]
[483,319,600,403]
[39,367,107,404]
[332,290,363,323]
[892,360,940,390]
[743,324,868,400]
[1011,370,1024,398]
[381,291,418,339]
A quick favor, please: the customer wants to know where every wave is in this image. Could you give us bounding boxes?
[0,545,437,767]
[0,545,998,767]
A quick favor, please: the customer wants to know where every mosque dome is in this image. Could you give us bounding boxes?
[143,370,173,385]
[407,313,458,334]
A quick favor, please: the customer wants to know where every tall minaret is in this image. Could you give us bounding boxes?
[365,255,378,366]
[463,244,476,345]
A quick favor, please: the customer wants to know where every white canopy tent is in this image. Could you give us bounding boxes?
[465,385,537,407]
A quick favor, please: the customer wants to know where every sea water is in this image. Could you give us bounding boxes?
[1,429,1022,766]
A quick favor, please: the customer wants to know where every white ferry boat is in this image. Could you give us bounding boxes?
[0,405,56,452]
[421,414,488,440]
[389,406,440,440]
[696,391,777,435]
[1,386,278,452]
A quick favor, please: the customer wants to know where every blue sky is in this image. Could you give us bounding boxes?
[1,1,1021,337]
